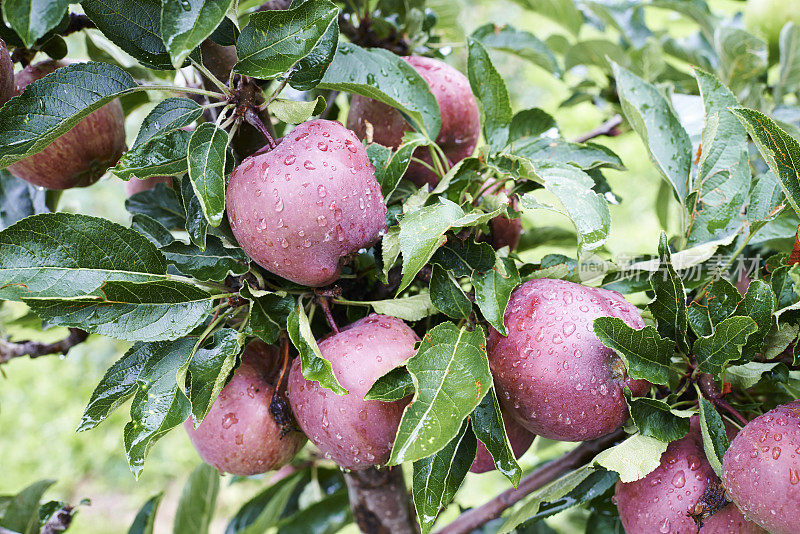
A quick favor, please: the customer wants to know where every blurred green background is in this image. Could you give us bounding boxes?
[0,0,741,531]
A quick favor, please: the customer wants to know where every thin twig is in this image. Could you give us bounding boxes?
[0,329,88,365]
[318,297,340,334]
[571,114,623,144]
[435,429,625,534]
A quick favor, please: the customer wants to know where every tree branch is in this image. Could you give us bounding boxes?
[344,466,419,534]
[0,328,88,365]
[435,429,625,534]
[571,114,623,144]
[41,505,75,534]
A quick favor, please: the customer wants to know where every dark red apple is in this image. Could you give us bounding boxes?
[226,119,387,287]
[615,417,765,534]
[185,340,306,476]
[488,278,650,441]
[8,60,126,190]
[124,176,172,196]
[286,314,419,470]
[0,39,12,107]
[347,56,480,187]
[723,400,800,534]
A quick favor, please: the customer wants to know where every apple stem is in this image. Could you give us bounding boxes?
[275,335,292,394]
[244,107,277,149]
[318,297,340,334]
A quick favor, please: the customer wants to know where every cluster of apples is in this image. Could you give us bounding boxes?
[4,42,798,533]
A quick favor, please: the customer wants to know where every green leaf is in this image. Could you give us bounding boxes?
[161,0,233,68]
[127,493,163,534]
[82,0,174,69]
[275,491,351,534]
[507,138,624,171]
[188,123,228,227]
[508,108,557,143]
[706,278,741,325]
[0,169,47,231]
[234,0,339,80]
[134,97,203,147]
[287,10,339,91]
[430,264,472,319]
[474,256,520,335]
[390,322,491,464]
[178,174,209,248]
[726,361,781,390]
[471,388,523,486]
[499,466,594,533]
[0,62,138,169]
[112,129,192,180]
[89,338,195,476]
[467,37,512,152]
[0,479,55,534]
[431,239,496,277]
[225,471,305,534]
[2,0,69,47]
[693,316,758,376]
[628,396,691,442]
[688,68,749,246]
[368,133,430,198]
[127,183,186,230]
[508,0,583,35]
[162,235,249,282]
[519,162,611,252]
[359,292,438,322]
[732,107,800,219]
[0,212,169,301]
[593,317,673,386]
[593,434,668,483]
[186,329,244,424]
[173,464,219,534]
[241,283,293,345]
[25,280,214,342]
[648,232,688,352]
[398,198,464,292]
[412,420,476,534]
[318,42,441,139]
[697,397,728,478]
[471,23,560,75]
[687,302,713,338]
[268,96,326,124]
[526,469,619,525]
[776,23,800,102]
[287,301,347,394]
[733,279,775,359]
[715,27,767,93]
[611,61,691,202]
[364,366,414,402]
[748,171,785,226]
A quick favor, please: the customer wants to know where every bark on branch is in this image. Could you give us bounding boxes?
[0,328,88,365]
[344,466,419,534]
[435,429,625,534]
[571,114,623,144]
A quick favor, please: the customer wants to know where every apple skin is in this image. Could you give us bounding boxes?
[470,407,535,474]
[226,119,387,287]
[487,278,650,442]
[184,340,306,476]
[8,60,126,190]
[615,417,766,534]
[745,0,800,59]
[346,56,480,188]
[722,400,800,534]
[286,314,419,470]
[0,39,12,107]
[124,176,172,196]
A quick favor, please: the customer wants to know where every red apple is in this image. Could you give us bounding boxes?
[8,60,126,190]
[347,56,480,187]
[0,39,13,107]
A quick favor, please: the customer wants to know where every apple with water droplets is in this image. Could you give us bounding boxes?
[184,340,306,476]
[470,407,535,474]
[615,417,765,534]
[723,400,800,534]
[347,56,480,187]
[487,278,650,442]
[286,314,419,470]
[0,39,13,107]
[226,119,387,287]
[8,60,126,190]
